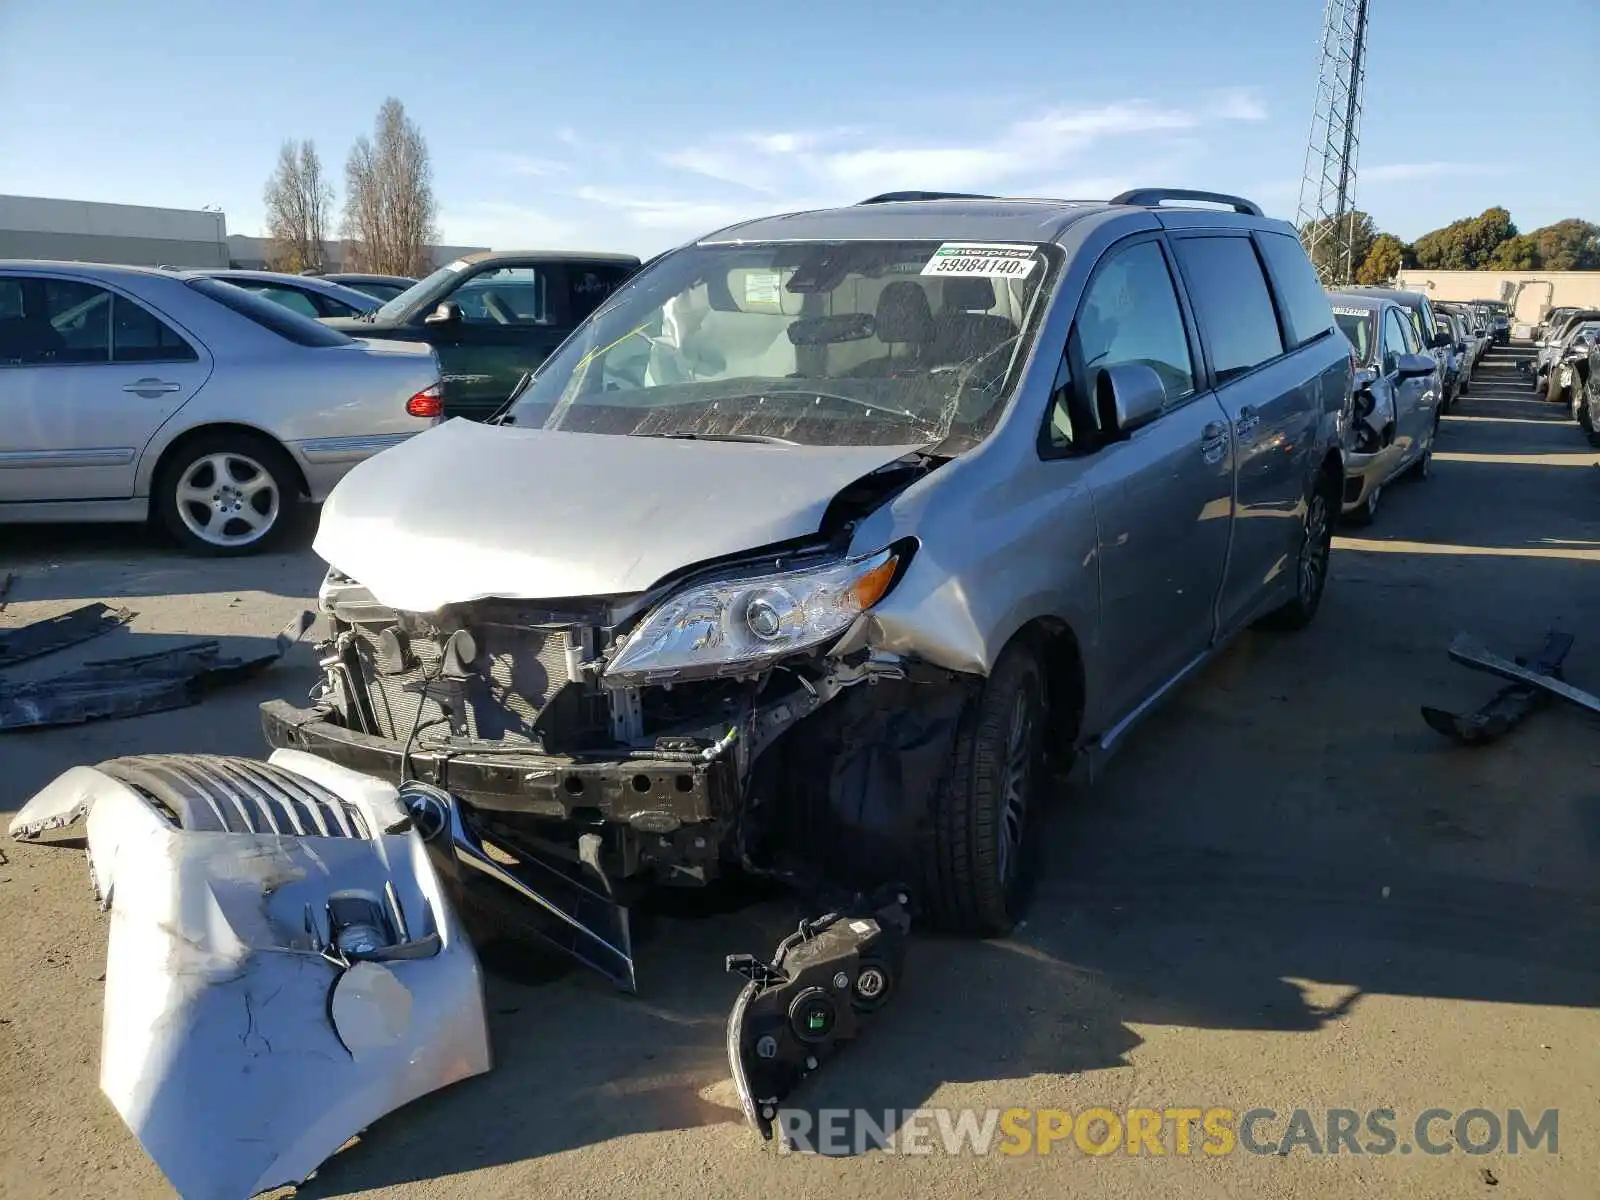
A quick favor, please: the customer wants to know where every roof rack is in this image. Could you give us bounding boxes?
[1110,188,1263,217]
[856,191,997,205]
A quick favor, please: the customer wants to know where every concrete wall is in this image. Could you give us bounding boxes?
[226,235,488,272]
[0,194,229,267]
[1395,270,1600,324]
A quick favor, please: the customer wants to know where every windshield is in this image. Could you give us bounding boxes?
[503,239,1055,448]
[372,263,463,322]
[1333,308,1375,363]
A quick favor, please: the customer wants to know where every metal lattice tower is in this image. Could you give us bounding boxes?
[1296,0,1371,285]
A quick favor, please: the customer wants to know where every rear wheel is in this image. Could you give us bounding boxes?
[1258,467,1336,630]
[1545,372,1568,406]
[155,431,298,556]
[920,642,1047,937]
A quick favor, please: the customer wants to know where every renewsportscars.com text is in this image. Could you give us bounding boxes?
[775,1106,1560,1157]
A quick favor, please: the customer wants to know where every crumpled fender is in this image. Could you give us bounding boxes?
[9,749,491,1200]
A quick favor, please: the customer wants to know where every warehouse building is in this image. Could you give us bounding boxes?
[0,194,230,267]
[1,194,486,271]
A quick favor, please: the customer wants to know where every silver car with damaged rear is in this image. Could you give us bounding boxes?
[264,188,1350,947]
[1330,293,1443,526]
[0,261,442,554]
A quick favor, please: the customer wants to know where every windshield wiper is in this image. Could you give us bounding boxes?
[637,431,798,445]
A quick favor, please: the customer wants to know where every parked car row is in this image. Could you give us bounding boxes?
[0,262,444,553]
[1527,308,1600,404]
[1327,289,1443,525]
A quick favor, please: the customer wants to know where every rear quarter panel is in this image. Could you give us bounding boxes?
[133,337,440,499]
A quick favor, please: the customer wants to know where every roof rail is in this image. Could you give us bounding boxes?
[1110,188,1263,217]
[856,191,997,205]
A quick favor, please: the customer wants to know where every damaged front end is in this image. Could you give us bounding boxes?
[261,534,965,967]
[7,749,491,1200]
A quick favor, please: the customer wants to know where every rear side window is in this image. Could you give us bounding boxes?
[569,262,636,323]
[187,277,354,347]
[113,296,197,363]
[1256,231,1334,347]
[1171,236,1285,382]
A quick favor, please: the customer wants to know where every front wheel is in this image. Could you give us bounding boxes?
[154,432,298,556]
[1257,470,1336,631]
[920,643,1047,937]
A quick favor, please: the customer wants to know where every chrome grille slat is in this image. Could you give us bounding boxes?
[216,757,329,836]
[97,754,369,839]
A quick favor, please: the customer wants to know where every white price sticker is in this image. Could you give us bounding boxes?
[743,270,783,307]
[921,242,1039,280]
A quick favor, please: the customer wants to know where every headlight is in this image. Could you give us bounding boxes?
[602,547,904,687]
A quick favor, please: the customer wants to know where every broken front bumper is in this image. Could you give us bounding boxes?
[262,698,738,825]
[8,749,491,1200]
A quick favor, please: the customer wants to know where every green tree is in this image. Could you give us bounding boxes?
[1299,210,1378,281]
[1412,207,1518,269]
[1355,233,1408,284]
[1487,234,1540,271]
[1527,219,1600,270]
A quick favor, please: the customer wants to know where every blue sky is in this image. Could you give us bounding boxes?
[1,0,1589,256]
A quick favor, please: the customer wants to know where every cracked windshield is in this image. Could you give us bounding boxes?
[508,240,1052,447]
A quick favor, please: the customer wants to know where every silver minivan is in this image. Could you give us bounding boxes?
[263,188,1352,941]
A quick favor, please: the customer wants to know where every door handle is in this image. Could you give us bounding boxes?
[1234,405,1260,440]
[121,378,183,395]
[1200,421,1229,464]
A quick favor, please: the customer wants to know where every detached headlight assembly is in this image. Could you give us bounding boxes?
[602,547,905,687]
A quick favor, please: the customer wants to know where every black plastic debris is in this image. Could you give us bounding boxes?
[0,602,132,669]
[1447,631,1600,718]
[1422,631,1574,745]
[725,888,911,1141]
[0,611,313,731]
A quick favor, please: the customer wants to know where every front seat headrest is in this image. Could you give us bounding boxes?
[874,281,935,344]
[942,277,996,311]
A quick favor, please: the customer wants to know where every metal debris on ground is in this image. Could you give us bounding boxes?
[0,611,314,731]
[1448,632,1600,717]
[0,602,132,668]
[1422,631,1575,745]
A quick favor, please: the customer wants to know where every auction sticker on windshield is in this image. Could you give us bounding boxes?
[1332,306,1370,317]
[921,243,1039,279]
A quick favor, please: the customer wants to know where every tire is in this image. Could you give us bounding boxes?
[1407,445,1433,482]
[920,642,1047,937]
[154,431,298,556]
[1545,372,1568,406]
[1258,467,1337,630]
[1346,480,1381,525]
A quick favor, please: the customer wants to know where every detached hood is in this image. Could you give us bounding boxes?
[313,418,923,611]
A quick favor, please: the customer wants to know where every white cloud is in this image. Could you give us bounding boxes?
[436,201,583,250]
[454,90,1272,255]
[656,93,1267,201]
[493,153,572,178]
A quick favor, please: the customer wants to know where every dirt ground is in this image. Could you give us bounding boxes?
[2,343,1597,1200]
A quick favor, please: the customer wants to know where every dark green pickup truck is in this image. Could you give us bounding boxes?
[322,250,641,420]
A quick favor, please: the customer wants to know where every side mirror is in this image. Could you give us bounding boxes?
[1430,330,1453,350]
[424,300,463,327]
[1395,353,1437,381]
[1094,363,1166,438]
[1353,365,1378,392]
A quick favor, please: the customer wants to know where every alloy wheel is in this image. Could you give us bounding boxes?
[995,690,1034,889]
[175,452,280,548]
[1299,490,1331,603]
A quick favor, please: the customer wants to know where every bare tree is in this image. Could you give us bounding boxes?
[341,99,439,277]
[262,139,334,273]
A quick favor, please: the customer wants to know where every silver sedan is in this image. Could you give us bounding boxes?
[0,261,442,555]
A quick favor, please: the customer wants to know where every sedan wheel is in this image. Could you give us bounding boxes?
[157,434,297,556]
